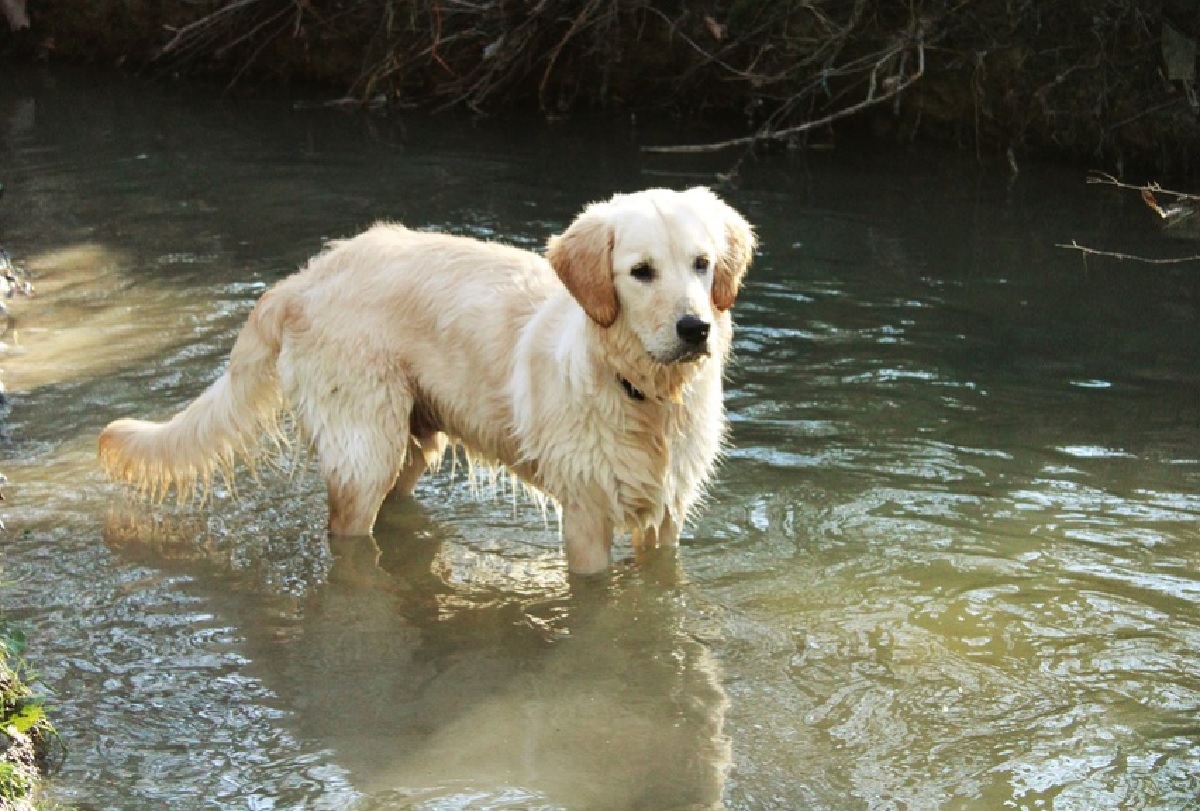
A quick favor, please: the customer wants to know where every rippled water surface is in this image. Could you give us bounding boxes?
[2,66,1199,811]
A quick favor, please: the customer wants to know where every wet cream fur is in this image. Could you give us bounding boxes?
[99,187,756,574]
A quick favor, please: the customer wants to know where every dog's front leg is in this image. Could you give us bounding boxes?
[632,514,684,582]
[562,503,614,575]
[632,513,681,550]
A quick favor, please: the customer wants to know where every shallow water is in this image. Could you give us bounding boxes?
[1,66,1199,811]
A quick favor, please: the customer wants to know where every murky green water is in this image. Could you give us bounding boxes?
[2,66,1199,811]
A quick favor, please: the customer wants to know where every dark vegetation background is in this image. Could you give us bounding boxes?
[3,1,1200,175]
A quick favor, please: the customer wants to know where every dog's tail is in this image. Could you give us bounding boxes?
[99,287,293,502]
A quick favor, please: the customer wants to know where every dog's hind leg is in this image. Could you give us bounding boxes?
[317,417,408,535]
[287,357,412,535]
[388,431,447,499]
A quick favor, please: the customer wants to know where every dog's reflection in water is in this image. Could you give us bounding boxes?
[270,505,731,811]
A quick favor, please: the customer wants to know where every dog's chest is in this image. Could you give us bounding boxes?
[611,409,673,524]
[536,388,702,529]
[507,315,722,529]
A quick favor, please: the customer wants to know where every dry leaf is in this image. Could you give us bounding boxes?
[1141,187,1166,218]
[704,15,726,42]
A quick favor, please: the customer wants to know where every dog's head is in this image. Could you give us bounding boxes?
[546,187,756,365]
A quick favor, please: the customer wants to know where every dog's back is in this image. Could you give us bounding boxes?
[99,224,562,523]
[281,225,563,468]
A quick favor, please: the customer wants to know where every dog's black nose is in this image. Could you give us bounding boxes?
[676,314,711,346]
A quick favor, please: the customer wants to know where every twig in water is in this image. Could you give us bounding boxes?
[1056,240,1200,264]
[1086,171,1199,222]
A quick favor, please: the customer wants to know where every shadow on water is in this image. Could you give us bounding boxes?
[101,499,732,811]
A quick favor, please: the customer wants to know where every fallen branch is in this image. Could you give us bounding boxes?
[1086,171,1200,221]
[1060,171,1200,264]
[1085,170,1200,199]
[1056,240,1200,264]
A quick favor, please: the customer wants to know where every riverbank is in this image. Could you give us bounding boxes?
[0,617,55,811]
[0,226,48,810]
[2,0,1199,178]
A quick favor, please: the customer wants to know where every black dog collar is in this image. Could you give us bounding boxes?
[618,375,646,402]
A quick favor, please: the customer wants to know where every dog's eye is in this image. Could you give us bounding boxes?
[631,262,655,282]
[693,256,710,273]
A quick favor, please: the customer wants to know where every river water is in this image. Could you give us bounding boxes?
[1,66,1199,811]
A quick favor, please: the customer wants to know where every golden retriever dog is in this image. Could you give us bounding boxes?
[99,187,755,574]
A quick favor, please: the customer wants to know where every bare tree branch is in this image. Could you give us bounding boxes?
[642,33,925,154]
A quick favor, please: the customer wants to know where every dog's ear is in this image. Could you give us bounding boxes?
[687,187,756,313]
[547,204,618,328]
